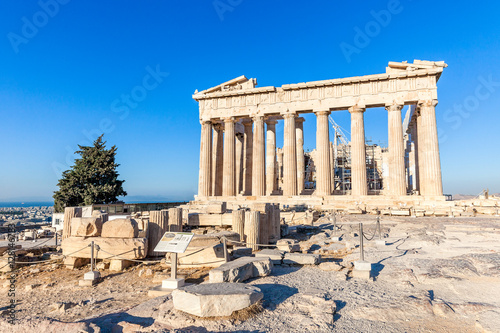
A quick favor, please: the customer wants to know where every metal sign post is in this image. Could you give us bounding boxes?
[83,240,101,284]
[153,232,194,290]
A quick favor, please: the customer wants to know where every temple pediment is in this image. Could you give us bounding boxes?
[194,75,257,96]
[386,59,447,73]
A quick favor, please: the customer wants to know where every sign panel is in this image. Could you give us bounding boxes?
[153,232,194,253]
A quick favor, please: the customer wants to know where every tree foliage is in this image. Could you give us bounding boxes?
[53,135,127,212]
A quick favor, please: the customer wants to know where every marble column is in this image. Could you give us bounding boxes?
[198,120,212,198]
[252,115,266,196]
[330,141,335,191]
[212,123,224,196]
[222,117,236,197]
[242,120,253,195]
[283,113,298,196]
[266,119,278,195]
[349,106,367,196]
[277,148,284,192]
[386,103,406,196]
[295,117,305,195]
[235,132,244,195]
[315,111,332,196]
[418,100,443,196]
[416,108,426,195]
[410,123,420,193]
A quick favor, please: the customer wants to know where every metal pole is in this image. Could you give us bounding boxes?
[359,223,364,261]
[171,252,178,279]
[377,216,381,240]
[223,237,229,263]
[90,241,95,271]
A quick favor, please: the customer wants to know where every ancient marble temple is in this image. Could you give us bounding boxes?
[192,60,447,204]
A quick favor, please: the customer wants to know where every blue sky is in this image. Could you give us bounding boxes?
[0,0,499,202]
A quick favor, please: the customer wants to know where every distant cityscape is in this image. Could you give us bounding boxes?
[0,205,53,226]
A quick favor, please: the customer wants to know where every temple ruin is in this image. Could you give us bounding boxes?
[193,60,448,209]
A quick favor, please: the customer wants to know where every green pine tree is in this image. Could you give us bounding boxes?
[53,135,127,212]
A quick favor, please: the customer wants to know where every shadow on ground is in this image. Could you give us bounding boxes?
[253,283,299,311]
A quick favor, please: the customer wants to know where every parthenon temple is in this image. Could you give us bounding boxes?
[193,60,448,208]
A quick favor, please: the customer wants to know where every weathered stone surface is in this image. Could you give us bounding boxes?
[283,252,321,265]
[63,256,89,270]
[231,247,252,258]
[63,206,82,240]
[73,217,103,237]
[109,259,133,271]
[61,236,147,260]
[101,218,139,238]
[172,283,263,317]
[244,210,260,251]
[187,201,227,214]
[148,209,168,256]
[189,231,239,247]
[209,256,272,283]
[187,213,232,226]
[276,239,300,252]
[254,249,284,265]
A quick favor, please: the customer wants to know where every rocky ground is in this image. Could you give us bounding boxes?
[0,214,499,332]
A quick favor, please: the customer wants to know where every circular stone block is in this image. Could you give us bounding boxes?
[172,283,263,317]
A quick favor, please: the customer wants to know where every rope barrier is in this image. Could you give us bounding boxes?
[96,248,163,263]
[226,238,277,248]
[14,244,89,265]
[362,220,381,241]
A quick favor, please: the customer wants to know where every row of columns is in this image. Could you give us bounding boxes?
[198,100,442,198]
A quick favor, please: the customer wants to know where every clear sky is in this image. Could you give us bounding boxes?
[1,0,499,203]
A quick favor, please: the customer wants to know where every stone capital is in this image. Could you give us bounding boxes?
[265,118,278,126]
[313,110,330,116]
[241,118,253,127]
[417,99,438,108]
[385,103,404,112]
[212,122,224,131]
[348,105,365,114]
[251,114,264,122]
[222,116,236,123]
[295,117,306,123]
[200,119,212,125]
[281,112,297,119]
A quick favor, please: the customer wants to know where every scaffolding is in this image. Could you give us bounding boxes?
[329,115,384,195]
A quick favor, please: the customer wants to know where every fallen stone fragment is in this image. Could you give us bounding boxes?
[231,247,252,258]
[101,218,139,238]
[276,239,300,252]
[172,283,263,317]
[283,253,321,265]
[254,249,284,265]
[209,256,272,283]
